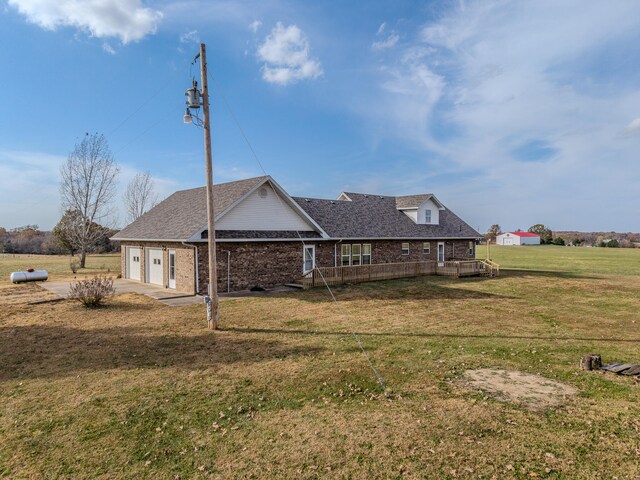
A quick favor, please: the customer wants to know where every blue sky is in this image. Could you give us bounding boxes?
[1,0,640,232]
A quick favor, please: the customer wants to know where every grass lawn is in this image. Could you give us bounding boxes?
[477,244,640,276]
[1,248,639,478]
[0,253,120,286]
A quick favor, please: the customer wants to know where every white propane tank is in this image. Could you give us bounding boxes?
[10,270,48,283]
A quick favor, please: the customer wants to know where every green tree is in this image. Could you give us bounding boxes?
[528,224,553,244]
[52,210,79,255]
[486,224,502,240]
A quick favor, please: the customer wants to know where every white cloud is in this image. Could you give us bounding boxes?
[257,22,323,85]
[623,117,640,136]
[377,22,386,35]
[179,29,199,44]
[102,42,116,55]
[372,33,399,50]
[359,1,640,230]
[7,0,162,43]
[0,150,63,229]
[249,19,262,33]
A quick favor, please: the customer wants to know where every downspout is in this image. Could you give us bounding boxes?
[182,242,200,295]
[221,249,231,293]
[334,239,343,267]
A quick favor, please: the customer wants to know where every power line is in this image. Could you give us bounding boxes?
[208,72,387,392]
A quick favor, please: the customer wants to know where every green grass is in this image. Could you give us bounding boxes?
[1,250,639,478]
[0,253,120,285]
[477,244,640,276]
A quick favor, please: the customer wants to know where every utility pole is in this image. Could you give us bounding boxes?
[200,43,219,329]
[183,42,219,329]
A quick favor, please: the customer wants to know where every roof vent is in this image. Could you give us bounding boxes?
[305,199,310,202]
[330,201,335,204]
[258,187,268,198]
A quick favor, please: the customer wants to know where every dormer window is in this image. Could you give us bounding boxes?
[425,209,432,223]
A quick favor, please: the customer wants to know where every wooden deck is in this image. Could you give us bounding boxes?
[300,259,498,288]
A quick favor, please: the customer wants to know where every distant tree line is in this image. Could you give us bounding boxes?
[0,222,118,255]
[484,224,639,248]
[4,133,161,263]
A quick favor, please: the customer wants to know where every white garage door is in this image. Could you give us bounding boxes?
[503,237,514,246]
[127,247,141,281]
[146,248,163,286]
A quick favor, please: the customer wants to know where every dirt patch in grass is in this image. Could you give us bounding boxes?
[459,368,578,410]
[0,283,60,306]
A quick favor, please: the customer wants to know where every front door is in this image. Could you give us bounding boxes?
[303,245,315,273]
[168,250,176,289]
[437,242,445,265]
[127,247,141,281]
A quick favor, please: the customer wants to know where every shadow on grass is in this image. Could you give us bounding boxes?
[493,268,605,280]
[0,325,323,382]
[223,326,640,345]
[278,279,516,303]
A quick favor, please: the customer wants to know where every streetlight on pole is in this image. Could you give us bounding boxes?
[184,43,219,330]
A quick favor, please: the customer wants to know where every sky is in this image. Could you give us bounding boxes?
[1,0,640,233]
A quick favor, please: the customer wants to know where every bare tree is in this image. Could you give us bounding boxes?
[60,133,119,268]
[123,171,158,223]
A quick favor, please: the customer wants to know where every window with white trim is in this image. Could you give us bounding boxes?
[468,241,474,256]
[423,242,430,254]
[402,242,410,255]
[351,244,361,266]
[362,244,371,265]
[425,209,432,223]
[341,244,351,266]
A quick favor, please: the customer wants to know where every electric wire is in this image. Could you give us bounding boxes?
[207,72,387,392]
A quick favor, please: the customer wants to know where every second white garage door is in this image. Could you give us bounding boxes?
[146,248,164,286]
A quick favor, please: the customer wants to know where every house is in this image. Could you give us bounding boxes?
[111,176,481,294]
[496,231,540,246]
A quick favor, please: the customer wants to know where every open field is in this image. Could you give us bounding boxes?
[0,253,120,286]
[1,250,639,478]
[477,244,640,276]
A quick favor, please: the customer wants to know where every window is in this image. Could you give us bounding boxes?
[362,244,371,265]
[468,241,474,256]
[341,244,351,266]
[402,242,410,255]
[341,243,371,266]
[425,209,432,223]
[351,244,361,266]
[423,242,430,254]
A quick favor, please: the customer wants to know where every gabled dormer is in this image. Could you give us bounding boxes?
[395,194,445,225]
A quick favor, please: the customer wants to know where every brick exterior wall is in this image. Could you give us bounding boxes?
[120,238,475,295]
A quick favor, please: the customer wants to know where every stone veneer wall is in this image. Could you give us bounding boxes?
[119,241,196,294]
[194,239,475,294]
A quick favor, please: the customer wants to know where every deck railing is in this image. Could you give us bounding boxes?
[300,258,497,288]
[301,261,437,288]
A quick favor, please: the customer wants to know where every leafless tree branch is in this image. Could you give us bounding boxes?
[123,171,158,223]
[60,133,119,268]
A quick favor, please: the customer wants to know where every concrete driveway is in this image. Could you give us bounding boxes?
[40,279,204,307]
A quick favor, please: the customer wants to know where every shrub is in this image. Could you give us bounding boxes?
[70,259,80,274]
[69,275,116,308]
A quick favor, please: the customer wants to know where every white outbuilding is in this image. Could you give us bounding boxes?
[496,231,540,246]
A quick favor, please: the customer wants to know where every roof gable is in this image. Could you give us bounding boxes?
[111,176,268,241]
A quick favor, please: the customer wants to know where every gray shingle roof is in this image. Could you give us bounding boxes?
[112,176,267,241]
[394,194,434,209]
[293,192,480,239]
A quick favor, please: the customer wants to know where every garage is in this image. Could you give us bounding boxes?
[145,248,164,286]
[127,247,141,281]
